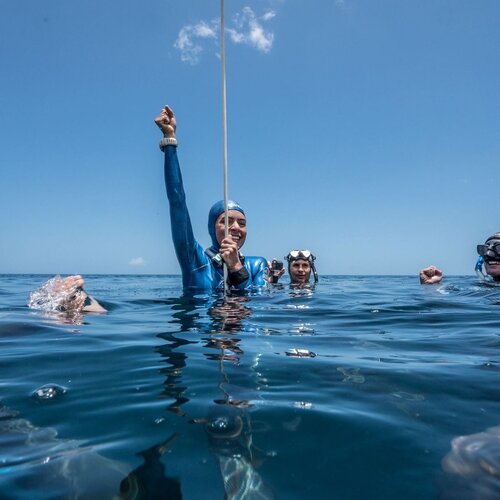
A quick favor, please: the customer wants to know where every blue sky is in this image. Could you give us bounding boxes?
[1,0,499,276]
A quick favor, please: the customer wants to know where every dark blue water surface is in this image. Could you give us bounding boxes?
[1,274,500,499]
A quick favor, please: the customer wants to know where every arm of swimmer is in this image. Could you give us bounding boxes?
[163,146,201,274]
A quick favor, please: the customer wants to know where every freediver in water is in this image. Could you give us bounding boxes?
[268,250,318,288]
[419,232,500,285]
[154,104,268,292]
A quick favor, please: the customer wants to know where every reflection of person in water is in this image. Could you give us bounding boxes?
[155,292,274,499]
[156,295,207,417]
[204,296,251,364]
[205,297,274,499]
[157,295,253,408]
[209,296,252,333]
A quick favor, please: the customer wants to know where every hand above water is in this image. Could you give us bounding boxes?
[219,235,242,271]
[154,105,177,138]
[55,275,106,313]
[54,275,86,311]
[267,259,285,283]
[419,265,443,285]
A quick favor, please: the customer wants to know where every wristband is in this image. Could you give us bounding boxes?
[159,137,178,151]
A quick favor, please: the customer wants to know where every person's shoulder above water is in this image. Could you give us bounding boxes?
[419,232,500,285]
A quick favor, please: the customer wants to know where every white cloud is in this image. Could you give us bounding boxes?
[174,7,276,64]
[262,10,276,22]
[174,20,218,65]
[194,21,218,39]
[129,257,146,266]
[227,7,275,53]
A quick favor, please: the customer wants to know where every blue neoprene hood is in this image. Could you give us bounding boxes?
[208,200,245,249]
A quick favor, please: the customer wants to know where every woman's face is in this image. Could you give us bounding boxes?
[215,210,247,248]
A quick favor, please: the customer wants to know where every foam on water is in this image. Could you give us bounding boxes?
[27,276,75,312]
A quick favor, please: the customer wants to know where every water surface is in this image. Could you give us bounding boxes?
[1,274,499,499]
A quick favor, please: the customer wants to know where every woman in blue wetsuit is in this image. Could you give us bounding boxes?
[154,105,268,292]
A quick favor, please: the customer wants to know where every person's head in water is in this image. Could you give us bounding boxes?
[208,200,247,251]
[285,250,318,285]
[477,233,500,281]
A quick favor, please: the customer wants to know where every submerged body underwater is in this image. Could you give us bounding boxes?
[1,274,500,499]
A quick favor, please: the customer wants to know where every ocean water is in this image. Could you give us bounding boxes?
[1,274,500,499]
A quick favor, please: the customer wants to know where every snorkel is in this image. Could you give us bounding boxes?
[475,256,488,281]
[285,250,319,283]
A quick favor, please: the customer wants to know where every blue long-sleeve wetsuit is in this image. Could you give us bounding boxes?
[163,145,268,291]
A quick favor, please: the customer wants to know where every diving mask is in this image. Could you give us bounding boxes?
[285,250,316,263]
[477,242,500,261]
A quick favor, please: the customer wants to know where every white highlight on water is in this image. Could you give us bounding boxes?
[28,275,80,312]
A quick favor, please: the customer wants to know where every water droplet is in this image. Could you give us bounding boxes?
[31,384,67,402]
[206,415,243,439]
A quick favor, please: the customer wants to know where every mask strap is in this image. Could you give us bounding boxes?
[311,263,319,283]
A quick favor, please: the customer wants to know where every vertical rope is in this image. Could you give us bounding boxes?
[221,0,229,294]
